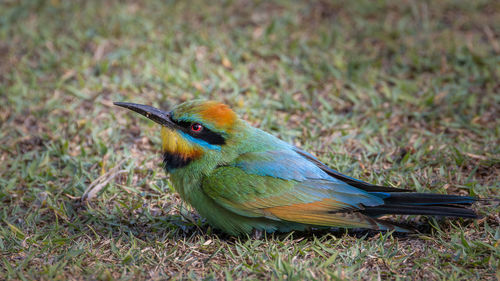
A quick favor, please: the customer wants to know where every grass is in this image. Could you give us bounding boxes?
[1,0,499,279]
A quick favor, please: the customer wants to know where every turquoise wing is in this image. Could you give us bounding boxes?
[202,150,397,230]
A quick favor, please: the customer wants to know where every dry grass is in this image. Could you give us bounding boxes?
[1,0,499,280]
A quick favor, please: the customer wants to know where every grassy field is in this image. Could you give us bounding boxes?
[1,0,499,279]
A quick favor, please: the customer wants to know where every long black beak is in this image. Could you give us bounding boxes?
[114,102,174,127]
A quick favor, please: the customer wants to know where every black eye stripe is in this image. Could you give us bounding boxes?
[174,120,191,128]
[170,117,226,145]
[190,128,226,145]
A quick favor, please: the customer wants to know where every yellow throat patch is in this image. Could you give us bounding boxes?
[161,127,202,160]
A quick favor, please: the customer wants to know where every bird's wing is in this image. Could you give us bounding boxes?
[201,150,392,229]
[292,147,410,192]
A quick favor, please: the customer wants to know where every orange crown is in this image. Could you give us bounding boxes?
[198,101,237,129]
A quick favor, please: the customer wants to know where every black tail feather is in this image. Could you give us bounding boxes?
[362,204,479,218]
[362,193,479,219]
[382,193,476,206]
[292,147,486,221]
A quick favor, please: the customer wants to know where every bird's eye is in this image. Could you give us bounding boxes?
[191,123,203,132]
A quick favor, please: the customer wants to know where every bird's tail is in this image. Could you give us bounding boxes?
[362,193,479,219]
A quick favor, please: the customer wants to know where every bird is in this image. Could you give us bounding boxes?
[114,100,479,236]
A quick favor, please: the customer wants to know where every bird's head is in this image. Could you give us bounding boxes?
[114,100,242,171]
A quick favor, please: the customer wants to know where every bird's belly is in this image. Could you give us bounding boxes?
[169,172,301,235]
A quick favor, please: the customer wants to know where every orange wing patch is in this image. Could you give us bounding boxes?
[263,199,375,228]
[199,102,237,129]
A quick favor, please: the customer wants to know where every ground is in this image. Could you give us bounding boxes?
[1,0,499,280]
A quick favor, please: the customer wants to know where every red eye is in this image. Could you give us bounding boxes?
[191,123,203,132]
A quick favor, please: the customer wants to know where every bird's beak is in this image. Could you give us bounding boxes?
[114,102,174,128]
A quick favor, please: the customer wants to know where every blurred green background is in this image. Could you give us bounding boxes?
[1,0,499,280]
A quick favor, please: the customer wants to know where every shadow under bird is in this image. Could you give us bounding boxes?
[114,100,479,236]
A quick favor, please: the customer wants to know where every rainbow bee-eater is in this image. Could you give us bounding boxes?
[114,100,478,236]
